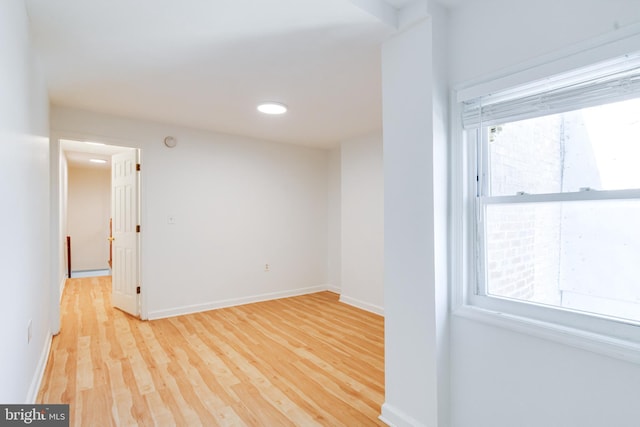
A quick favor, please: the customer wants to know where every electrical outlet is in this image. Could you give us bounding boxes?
[264,263,270,272]
[167,215,176,224]
[27,320,32,344]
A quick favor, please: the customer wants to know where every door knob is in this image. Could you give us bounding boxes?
[108,237,115,242]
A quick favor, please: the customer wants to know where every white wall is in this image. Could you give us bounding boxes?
[51,107,329,319]
[0,0,51,403]
[327,145,342,292]
[380,1,449,425]
[339,134,384,314]
[448,1,640,426]
[67,165,111,271]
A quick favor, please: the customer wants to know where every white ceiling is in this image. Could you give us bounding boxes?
[24,0,423,149]
[61,139,132,168]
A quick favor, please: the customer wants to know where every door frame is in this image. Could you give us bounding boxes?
[50,132,147,334]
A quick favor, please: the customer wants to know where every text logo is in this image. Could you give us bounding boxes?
[0,405,69,426]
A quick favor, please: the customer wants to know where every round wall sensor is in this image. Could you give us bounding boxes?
[164,136,177,148]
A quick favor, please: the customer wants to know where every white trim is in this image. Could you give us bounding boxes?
[339,295,384,316]
[148,285,329,320]
[481,189,640,204]
[26,331,53,403]
[449,97,474,313]
[326,284,341,294]
[71,269,111,278]
[379,402,427,427]
[454,304,640,365]
[461,53,640,129]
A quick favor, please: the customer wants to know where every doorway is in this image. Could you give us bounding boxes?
[66,152,111,278]
[57,138,142,319]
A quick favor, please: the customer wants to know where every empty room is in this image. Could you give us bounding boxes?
[3,0,640,426]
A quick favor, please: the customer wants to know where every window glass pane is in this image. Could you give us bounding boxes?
[484,199,640,322]
[487,98,640,196]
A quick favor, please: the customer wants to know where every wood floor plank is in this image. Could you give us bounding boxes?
[38,277,385,426]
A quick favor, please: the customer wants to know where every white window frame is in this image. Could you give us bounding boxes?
[450,24,640,364]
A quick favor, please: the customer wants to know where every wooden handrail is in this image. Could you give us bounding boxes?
[66,235,71,278]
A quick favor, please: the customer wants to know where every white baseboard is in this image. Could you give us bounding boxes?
[379,403,426,427]
[148,285,329,320]
[71,269,110,278]
[326,284,341,294]
[26,331,53,403]
[339,295,384,316]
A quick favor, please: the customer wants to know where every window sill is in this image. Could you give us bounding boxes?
[452,303,640,364]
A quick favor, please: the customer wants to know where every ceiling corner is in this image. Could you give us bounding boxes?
[348,0,399,29]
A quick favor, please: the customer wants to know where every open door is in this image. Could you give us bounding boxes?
[111,149,139,316]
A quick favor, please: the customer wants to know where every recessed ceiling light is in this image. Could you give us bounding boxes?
[257,102,287,115]
[89,159,107,164]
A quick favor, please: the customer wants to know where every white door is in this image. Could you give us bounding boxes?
[111,149,139,316]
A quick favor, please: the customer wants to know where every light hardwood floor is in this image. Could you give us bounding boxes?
[37,277,385,426]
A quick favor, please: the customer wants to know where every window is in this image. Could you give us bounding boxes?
[457,51,640,348]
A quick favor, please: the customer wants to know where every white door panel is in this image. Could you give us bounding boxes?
[111,149,139,316]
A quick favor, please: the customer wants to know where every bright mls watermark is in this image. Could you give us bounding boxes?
[0,405,68,426]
